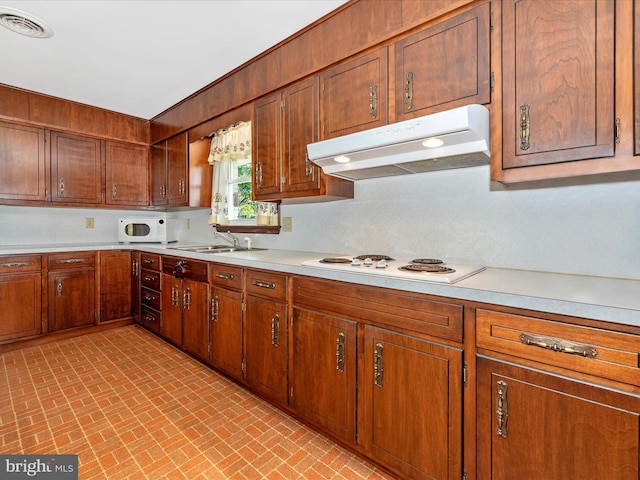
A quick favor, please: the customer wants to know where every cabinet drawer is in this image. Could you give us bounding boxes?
[210,263,243,290]
[141,287,161,310]
[162,256,208,283]
[140,270,161,290]
[140,253,161,271]
[476,309,640,386]
[245,269,287,302]
[140,305,161,333]
[0,255,42,274]
[48,251,95,270]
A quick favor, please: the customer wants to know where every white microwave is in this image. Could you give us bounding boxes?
[118,218,178,244]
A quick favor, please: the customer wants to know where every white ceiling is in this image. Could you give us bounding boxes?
[0,0,347,119]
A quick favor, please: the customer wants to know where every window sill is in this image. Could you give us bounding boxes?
[213,224,280,234]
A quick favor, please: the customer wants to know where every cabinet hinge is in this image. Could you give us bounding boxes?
[463,363,468,388]
[241,360,246,373]
[490,11,495,31]
[615,117,621,144]
[241,301,245,313]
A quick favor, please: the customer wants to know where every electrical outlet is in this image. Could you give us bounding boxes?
[85,217,94,229]
[282,217,293,232]
[187,218,191,230]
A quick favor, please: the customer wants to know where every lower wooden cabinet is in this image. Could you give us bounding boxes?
[0,255,43,342]
[209,285,244,380]
[476,356,640,480]
[98,250,133,323]
[362,325,463,480]
[290,307,357,444]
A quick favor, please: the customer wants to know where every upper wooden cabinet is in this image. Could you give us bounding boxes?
[105,141,148,206]
[253,76,353,202]
[394,2,491,120]
[0,122,46,202]
[321,47,388,139]
[151,132,188,207]
[50,131,103,204]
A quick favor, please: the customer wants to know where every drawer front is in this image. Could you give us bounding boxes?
[210,263,243,290]
[140,270,161,290]
[476,309,640,386]
[49,251,95,270]
[162,256,209,282]
[141,287,161,310]
[140,253,161,271]
[0,255,42,274]
[245,269,287,302]
[141,305,161,333]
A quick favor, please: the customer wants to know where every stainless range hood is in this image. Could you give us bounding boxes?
[307,104,490,180]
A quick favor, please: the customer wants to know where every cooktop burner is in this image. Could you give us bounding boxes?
[410,258,444,265]
[399,264,456,274]
[353,255,395,261]
[319,257,353,264]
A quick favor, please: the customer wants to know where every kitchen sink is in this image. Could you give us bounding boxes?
[171,244,266,254]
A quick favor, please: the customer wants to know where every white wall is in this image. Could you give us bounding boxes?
[1,165,638,280]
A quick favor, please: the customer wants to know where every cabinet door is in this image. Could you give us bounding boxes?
[105,141,148,206]
[150,141,167,205]
[99,251,132,323]
[244,295,288,405]
[131,252,140,318]
[477,357,640,480]
[161,273,182,345]
[394,2,490,120]
[501,0,614,169]
[182,279,209,361]
[290,307,356,444]
[362,326,463,480]
[321,47,388,139]
[253,92,283,198]
[50,131,102,204]
[0,273,42,342]
[210,286,244,380]
[0,122,46,201]
[283,77,321,194]
[167,132,188,205]
[48,269,95,331]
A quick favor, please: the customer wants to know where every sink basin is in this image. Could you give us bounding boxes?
[172,245,266,254]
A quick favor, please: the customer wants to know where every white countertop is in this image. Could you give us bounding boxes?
[2,242,639,327]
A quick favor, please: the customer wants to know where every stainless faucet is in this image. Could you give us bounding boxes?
[214,229,239,248]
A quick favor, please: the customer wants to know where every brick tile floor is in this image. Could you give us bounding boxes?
[0,326,393,479]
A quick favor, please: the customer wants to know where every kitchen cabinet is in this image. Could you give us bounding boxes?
[105,141,148,206]
[476,308,640,479]
[362,325,463,480]
[131,251,140,319]
[140,253,162,334]
[161,256,209,359]
[244,270,288,405]
[98,250,133,323]
[50,131,103,204]
[151,132,188,206]
[48,251,96,332]
[494,0,616,182]
[290,306,357,445]
[320,47,388,139]
[0,255,43,343]
[394,2,490,120]
[209,263,244,380]
[253,77,353,202]
[0,122,47,202]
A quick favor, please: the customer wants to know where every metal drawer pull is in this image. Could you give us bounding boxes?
[0,262,30,268]
[171,286,179,307]
[60,258,85,264]
[405,71,413,110]
[256,162,263,187]
[211,295,219,322]
[143,293,156,302]
[56,279,63,298]
[519,333,598,358]
[374,343,384,387]
[520,103,530,150]
[336,333,345,372]
[253,279,276,289]
[369,85,378,119]
[132,260,138,276]
[496,380,508,438]
[143,258,156,265]
[58,178,65,196]
[215,272,234,280]
[144,314,156,322]
[143,275,155,282]
[112,183,118,199]
[183,288,191,310]
[271,314,280,347]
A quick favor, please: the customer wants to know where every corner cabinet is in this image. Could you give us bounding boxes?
[105,141,148,206]
[253,76,353,202]
[151,132,188,206]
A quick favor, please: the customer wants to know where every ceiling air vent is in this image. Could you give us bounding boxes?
[0,7,53,38]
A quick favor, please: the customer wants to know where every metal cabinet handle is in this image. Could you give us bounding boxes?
[271,314,280,346]
[0,262,30,268]
[58,178,65,196]
[60,258,85,264]
[215,272,234,280]
[112,183,117,199]
[520,104,530,150]
[336,333,345,372]
[405,71,413,110]
[374,343,384,387]
[496,380,508,438]
[256,162,263,188]
[211,295,219,322]
[143,293,156,302]
[143,275,155,282]
[143,314,156,322]
[132,260,138,276]
[143,258,156,265]
[183,288,191,310]
[305,153,313,178]
[253,279,275,289]
[369,85,378,119]
[171,286,179,307]
[56,279,63,298]
[520,332,598,358]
